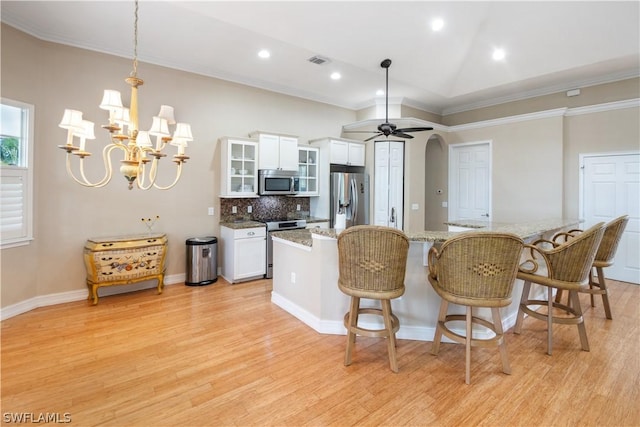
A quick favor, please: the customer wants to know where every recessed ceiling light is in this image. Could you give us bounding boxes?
[330,72,341,80]
[492,48,506,61]
[258,49,270,59]
[431,18,444,32]
[376,89,385,96]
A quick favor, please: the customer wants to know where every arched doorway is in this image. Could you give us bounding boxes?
[424,134,447,231]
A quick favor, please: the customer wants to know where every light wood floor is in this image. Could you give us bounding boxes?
[2,278,639,426]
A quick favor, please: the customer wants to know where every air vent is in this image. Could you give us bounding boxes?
[308,55,330,65]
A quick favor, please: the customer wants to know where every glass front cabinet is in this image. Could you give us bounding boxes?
[220,137,259,197]
[297,146,319,196]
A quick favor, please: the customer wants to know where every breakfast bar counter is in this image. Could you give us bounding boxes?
[270,219,580,341]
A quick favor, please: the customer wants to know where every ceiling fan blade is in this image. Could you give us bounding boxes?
[342,130,381,133]
[364,133,384,142]
[392,131,414,139]
[395,127,434,132]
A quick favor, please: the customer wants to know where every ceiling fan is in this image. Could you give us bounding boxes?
[345,59,433,142]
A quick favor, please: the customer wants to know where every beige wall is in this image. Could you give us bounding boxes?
[0,24,355,308]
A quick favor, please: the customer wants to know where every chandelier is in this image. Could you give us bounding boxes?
[57,0,192,190]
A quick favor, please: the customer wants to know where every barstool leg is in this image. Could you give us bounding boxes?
[492,307,511,375]
[514,281,531,334]
[382,299,398,373]
[344,296,360,366]
[431,300,448,355]
[465,306,472,385]
[588,269,596,307]
[547,286,553,355]
[595,267,613,320]
[570,290,590,351]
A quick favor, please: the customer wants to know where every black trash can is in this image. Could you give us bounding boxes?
[185,237,218,286]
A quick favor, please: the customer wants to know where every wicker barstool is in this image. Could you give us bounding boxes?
[427,232,524,384]
[337,225,409,373]
[552,215,629,319]
[514,222,605,355]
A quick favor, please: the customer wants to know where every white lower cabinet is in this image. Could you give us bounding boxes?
[221,226,266,283]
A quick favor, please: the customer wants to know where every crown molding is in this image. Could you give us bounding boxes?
[343,98,639,135]
[564,98,640,116]
[441,69,640,116]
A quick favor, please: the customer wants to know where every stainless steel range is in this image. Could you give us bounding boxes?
[264,218,307,279]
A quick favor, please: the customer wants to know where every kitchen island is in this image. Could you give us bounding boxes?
[270,219,581,341]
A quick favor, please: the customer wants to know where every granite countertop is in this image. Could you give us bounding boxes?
[219,220,266,230]
[271,218,581,247]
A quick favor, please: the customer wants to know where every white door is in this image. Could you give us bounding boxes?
[581,152,640,284]
[374,141,404,229]
[449,142,491,221]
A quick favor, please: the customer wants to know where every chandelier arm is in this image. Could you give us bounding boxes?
[152,162,184,190]
[78,144,120,187]
[65,144,120,188]
[135,157,159,190]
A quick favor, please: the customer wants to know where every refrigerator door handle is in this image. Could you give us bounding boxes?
[350,177,358,222]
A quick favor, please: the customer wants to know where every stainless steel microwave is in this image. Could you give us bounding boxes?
[258,170,300,196]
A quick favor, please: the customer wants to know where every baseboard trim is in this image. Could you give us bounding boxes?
[0,273,185,321]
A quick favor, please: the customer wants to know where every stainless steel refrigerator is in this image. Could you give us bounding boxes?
[330,172,369,229]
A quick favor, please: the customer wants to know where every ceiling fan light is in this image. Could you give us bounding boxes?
[431,18,444,32]
[492,48,506,61]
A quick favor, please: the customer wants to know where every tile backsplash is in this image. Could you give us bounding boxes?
[220,196,311,222]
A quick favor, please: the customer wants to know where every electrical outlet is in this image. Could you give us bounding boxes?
[296,204,301,211]
[247,206,252,213]
[207,207,214,216]
[411,203,419,210]
[232,206,237,214]
[290,272,296,283]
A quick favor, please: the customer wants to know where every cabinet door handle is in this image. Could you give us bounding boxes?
[147,239,157,243]
[248,231,255,236]
[100,257,113,261]
[101,243,113,247]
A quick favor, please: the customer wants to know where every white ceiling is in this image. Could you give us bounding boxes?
[2,1,639,115]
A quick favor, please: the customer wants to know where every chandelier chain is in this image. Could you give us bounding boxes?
[131,0,139,77]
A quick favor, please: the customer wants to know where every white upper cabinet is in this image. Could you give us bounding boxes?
[251,131,299,171]
[312,137,366,167]
[219,137,259,198]
[346,142,366,166]
[297,146,319,196]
